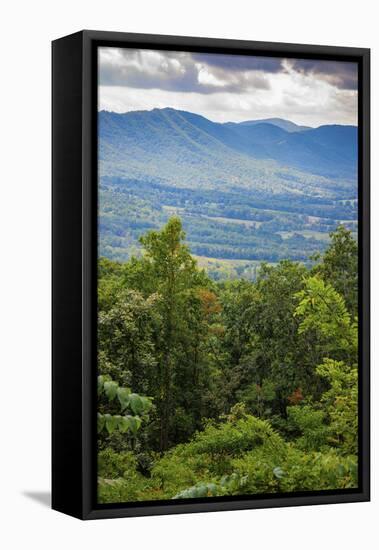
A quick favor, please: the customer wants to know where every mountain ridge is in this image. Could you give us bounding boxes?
[99,107,357,132]
[98,107,357,267]
[99,107,357,181]
[225,117,311,133]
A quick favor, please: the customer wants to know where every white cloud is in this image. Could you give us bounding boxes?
[98,47,358,127]
[198,66,227,87]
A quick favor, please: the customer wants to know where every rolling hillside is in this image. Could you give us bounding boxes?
[98,108,358,276]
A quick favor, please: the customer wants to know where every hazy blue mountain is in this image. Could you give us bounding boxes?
[100,108,357,181]
[226,117,311,133]
[224,120,357,179]
[98,108,358,269]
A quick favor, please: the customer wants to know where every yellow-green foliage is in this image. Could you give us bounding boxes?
[294,275,357,361]
[98,449,152,503]
[97,410,357,503]
[287,405,329,451]
[151,410,286,495]
[231,446,357,494]
[317,359,358,455]
[179,414,285,459]
[98,448,138,479]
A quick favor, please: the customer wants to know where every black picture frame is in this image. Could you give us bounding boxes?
[52,30,370,520]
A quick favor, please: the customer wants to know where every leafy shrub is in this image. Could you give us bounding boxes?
[151,452,204,497]
[151,412,287,494]
[279,447,358,491]
[98,449,160,503]
[317,359,358,455]
[231,446,357,494]
[179,413,286,460]
[98,448,138,479]
[98,477,155,504]
[287,405,329,451]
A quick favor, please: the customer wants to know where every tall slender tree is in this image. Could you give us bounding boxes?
[139,217,209,451]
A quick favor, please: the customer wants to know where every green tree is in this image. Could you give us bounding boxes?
[294,275,357,365]
[313,225,358,316]
[138,217,211,451]
[252,261,310,412]
[316,359,358,455]
[98,289,159,392]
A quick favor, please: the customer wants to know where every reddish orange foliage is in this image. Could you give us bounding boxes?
[197,289,222,316]
[288,387,304,405]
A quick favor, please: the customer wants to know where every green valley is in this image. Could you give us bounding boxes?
[98,108,357,278]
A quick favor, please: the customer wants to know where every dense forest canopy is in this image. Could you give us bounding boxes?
[97,219,358,503]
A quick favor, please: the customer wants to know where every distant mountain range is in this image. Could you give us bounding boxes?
[225,117,311,133]
[99,108,357,181]
[98,108,358,270]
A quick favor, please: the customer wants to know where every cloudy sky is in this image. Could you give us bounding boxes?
[98,47,358,127]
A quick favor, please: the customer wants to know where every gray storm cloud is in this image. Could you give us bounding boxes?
[191,53,284,73]
[287,59,358,90]
[98,47,358,126]
[99,49,274,93]
[99,48,357,92]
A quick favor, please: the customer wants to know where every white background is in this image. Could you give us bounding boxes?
[0,0,376,548]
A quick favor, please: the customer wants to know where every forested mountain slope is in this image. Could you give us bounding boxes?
[98,108,357,270]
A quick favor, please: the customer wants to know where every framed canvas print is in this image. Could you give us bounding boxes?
[52,30,370,519]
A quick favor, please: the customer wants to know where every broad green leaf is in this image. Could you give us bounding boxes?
[117,387,131,411]
[129,393,144,415]
[195,484,208,497]
[104,413,118,434]
[273,467,285,479]
[113,415,123,430]
[140,396,153,413]
[124,415,142,435]
[104,381,118,401]
[118,416,131,433]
